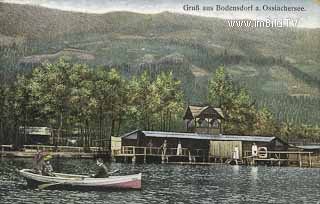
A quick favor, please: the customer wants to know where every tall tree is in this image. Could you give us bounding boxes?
[29,59,73,145]
[208,66,235,109]
[154,71,184,131]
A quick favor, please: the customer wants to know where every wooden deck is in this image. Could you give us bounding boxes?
[112,146,208,163]
[113,146,317,167]
[0,145,109,159]
[244,151,314,167]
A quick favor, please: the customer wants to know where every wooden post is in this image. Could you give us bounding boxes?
[308,152,312,168]
[144,147,147,164]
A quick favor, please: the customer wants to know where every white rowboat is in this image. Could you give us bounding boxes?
[19,169,142,190]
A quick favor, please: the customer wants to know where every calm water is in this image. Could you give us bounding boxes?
[0,158,320,204]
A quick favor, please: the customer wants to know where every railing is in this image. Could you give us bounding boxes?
[244,150,314,167]
[1,145,13,151]
[113,146,208,157]
[244,150,313,159]
[23,145,104,153]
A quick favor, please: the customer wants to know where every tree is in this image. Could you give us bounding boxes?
[208,66,235,109]
[69,63,95,147]
[208,66,274,135]
[14,75,33,145]
[128,71,184,131]
[106,68,128,137]
[254,107,276,136]
[128,71,156,130]
[154,71,184,131]
[29,59,73,145]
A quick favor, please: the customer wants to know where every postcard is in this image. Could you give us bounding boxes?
[0,0,319,203]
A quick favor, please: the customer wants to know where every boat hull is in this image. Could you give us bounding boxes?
[19,169,142,190]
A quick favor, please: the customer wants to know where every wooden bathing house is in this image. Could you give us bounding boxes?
[183,105,224,135]
[111,130,289,164]
[19,127,52,145]
[111,105,312,167]
[112,130,211,163]
[209,135,287,164]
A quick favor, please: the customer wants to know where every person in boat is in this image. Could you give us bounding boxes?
[92,159,109,178]
[42,154,55,177]
[33,150,45,174]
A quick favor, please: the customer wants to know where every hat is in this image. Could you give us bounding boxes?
[43,154,52,161]
[96,158,103,166]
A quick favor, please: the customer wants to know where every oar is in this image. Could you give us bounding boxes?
[109,169,119,175]
[38,182,62,190]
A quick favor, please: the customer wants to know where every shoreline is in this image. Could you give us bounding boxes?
[1,150,319,168]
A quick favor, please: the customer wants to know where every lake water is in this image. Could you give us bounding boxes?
[0,158,320,204]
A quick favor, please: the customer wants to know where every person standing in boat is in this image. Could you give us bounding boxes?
[93,159,109,178]
[42,154,55,177]
[33,150,45,174]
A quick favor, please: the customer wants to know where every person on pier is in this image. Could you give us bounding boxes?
[177,140,182,156]
[252,143,258,157]
[147,139,153,154]
[160,140,168,156]
[233,146,240,160]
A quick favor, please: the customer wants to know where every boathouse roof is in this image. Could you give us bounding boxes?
[121,130,278,143]
[296,145,320,150]
[19,127,51,136]
[183,105,224,120]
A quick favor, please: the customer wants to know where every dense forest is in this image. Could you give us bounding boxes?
[0,60,319,148]
[0,59,185,147]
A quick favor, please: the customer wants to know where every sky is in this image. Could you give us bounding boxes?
[1,0,319,28]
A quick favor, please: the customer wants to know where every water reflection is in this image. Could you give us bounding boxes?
[1,158,320,203]
[250,166,258,181]
[232,164,240,175]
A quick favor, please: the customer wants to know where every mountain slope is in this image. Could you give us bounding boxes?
[0,2,320,124]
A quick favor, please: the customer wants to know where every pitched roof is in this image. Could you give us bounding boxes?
[184,105,224,119]
[120,129,140,139]
[121,130,277,143]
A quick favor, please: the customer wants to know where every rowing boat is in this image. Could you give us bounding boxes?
[19,169,142,190]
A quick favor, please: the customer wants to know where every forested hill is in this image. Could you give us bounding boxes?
[1,3,319,61]
[0,2,320,125]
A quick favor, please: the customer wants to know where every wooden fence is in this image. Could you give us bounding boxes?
[112,146,208,157]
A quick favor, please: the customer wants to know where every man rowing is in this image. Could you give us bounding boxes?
[92,158,109,178]
[42,154,55,176]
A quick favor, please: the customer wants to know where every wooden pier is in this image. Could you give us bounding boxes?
[0,145,110,159]
[2,144,318,168]
[244,151,314,167]
[112,146,208,163]
[112,146,317,168]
